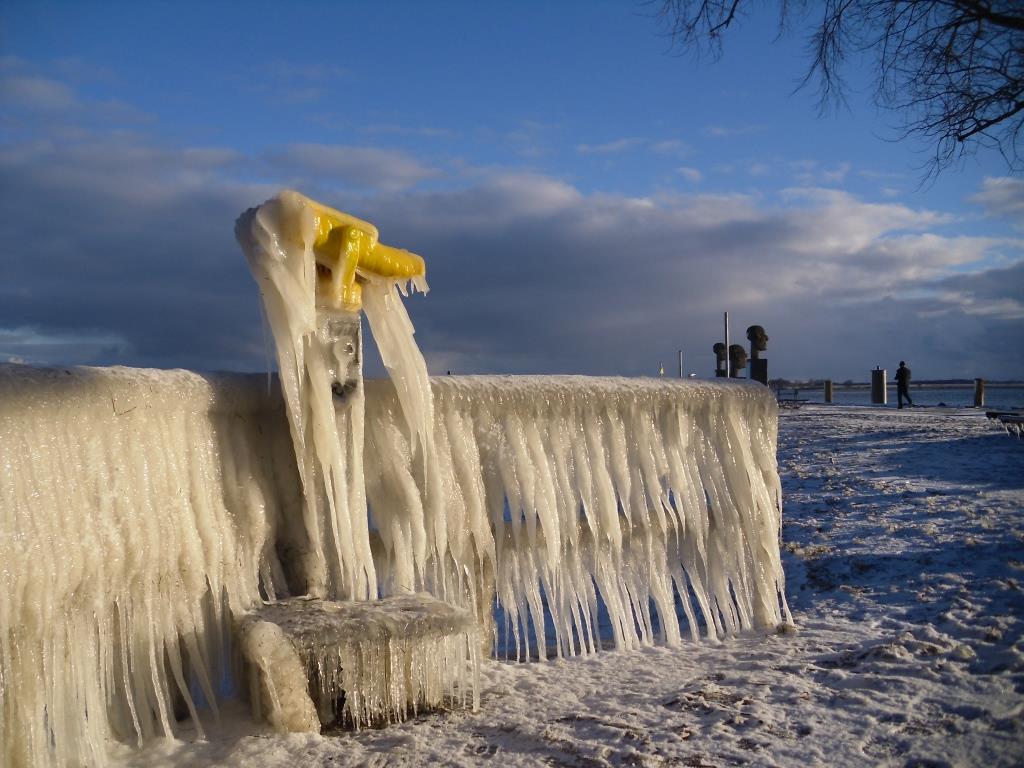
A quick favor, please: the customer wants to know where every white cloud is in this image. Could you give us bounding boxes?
[0,326,131,365]
[676,166,702,182]
[577,138,692,158]
[970,177,1024,228]
[0,75,78,111]
[363,123,457,139]
[576,138,646,155]
[268,144,441,191]
[789,160,852,185]
[703,125,765,138]
[651,140,689,156]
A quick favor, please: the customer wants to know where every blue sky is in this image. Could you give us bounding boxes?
[2,1,1022,380]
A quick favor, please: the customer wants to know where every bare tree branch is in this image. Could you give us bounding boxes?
[651,0,1024,176]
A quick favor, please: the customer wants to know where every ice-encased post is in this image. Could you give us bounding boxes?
[235,190,428,602]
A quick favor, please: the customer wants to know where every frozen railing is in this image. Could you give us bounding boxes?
[0,364,788,767]
[365,375,791,659]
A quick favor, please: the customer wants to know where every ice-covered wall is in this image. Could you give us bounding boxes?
[0,364,788,767]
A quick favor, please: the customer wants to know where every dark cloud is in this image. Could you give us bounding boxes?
[0,138,272,371]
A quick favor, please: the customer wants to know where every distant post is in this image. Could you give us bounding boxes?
[746,325,768,385]
[974,378,985,408]
[824,380,833,403]
[871,367,887,405]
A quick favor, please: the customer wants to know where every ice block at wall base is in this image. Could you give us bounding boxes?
[237,594,480,730]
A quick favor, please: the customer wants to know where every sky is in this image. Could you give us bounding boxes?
[1,0,1022,381]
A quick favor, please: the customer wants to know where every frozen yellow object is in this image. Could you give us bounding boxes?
[302,194,426,311]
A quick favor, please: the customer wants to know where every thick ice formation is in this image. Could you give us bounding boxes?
[238,595,479,730]
[0,366,295,768]
[236,192,378,602]
[365,376,792,659]
[235,192,478,734]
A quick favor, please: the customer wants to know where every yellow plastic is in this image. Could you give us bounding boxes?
[302,194,426,311]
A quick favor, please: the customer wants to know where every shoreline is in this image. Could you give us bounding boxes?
[775,381,1024,391]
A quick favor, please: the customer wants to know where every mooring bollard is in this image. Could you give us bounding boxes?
[747,325,768,385]
[824,380,833,403]
[728,344,747,378]
[713,342,727,377]
[974,378,985,407]
[871,367,887,405]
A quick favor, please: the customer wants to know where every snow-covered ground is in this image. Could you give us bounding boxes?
[114,405,1024,768]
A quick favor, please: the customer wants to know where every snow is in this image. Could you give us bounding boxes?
[109,404,1024,767]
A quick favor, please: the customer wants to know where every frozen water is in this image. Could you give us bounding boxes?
[0,365,294,768]
[0,365,787,767]
[236,192,377,602]
[235,192,475,736]
[365,375,792,659]
[238,595,479,730]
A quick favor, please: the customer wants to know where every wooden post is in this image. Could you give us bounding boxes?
[974,378,985,408]
[824,380,833,403]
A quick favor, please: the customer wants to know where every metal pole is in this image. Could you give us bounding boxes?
[723,312,729,371]
[678,349,683,378]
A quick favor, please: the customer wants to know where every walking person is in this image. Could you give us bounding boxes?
[895,361,913,409]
